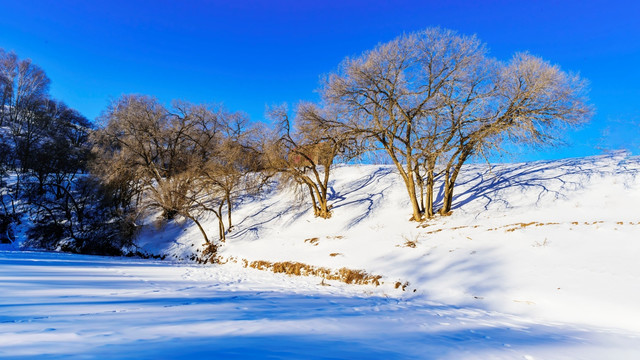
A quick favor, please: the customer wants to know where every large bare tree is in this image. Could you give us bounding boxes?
[434,53,591,214]
[323,28,591,221]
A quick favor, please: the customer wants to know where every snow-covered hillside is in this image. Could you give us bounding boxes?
[2,152,640,358]
[135,152,640,330]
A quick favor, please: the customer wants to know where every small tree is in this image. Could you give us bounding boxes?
[267,103,354,219]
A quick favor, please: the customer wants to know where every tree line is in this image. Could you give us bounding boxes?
[0,28,591,257]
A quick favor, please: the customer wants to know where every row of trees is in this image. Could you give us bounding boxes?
[261,28,591,222]
[0,28,592,255]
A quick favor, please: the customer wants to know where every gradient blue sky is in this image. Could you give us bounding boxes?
[2,0,639,160]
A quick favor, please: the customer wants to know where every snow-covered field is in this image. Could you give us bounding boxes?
[2,251,639,359]
[2,152,640,358]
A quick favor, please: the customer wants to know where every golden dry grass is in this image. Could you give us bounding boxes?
[401,240,417,248]
[246,260,382,286]
[417,220,636,236]
[304,237,320,246]
[196,242,218,264]
[394,281,409,291]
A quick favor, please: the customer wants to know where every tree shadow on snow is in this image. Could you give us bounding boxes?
[328,167,396,228]
[435,154,638,216]
[24,289,593,359]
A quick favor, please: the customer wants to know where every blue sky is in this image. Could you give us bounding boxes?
[2,0,639,160]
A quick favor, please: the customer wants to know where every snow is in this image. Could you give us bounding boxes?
[2,152,640,358]
[2,251,639,359]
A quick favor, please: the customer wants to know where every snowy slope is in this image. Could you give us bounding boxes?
[137,151,640,333]
[3,152,640,358]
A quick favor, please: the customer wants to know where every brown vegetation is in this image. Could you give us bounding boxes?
[402,240,417,248]
[93,95,264,246]
[246,260,382,286]
[412,220,633,237]
[394,281,409,291]
[304,237,320,246]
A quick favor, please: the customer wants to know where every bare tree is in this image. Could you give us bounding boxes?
[267,103,354,219]
[323,28,591,220]
[0,50,51,169]
[323,29,486,220]
[435,53,592,214]
[94,95,215,244]
[94,95,259,248]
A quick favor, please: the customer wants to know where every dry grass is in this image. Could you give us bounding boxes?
[419,220,634,236]
[394,281,409,291]
[502,220,632,233]
[304,237,320,246]
[246,260,382,286]
[329,253,342,257]
[505,222,537,232]
[532,238,549,247]
[424,228,443,235]
[450,225,469,231]
[196,242,218,264]
[326,235,344,240]
[399,233,420,248]
[401,240,417,248]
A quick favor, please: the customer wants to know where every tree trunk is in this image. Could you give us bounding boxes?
[440,179,455,215]
[317,194,331,219]
[217,202,226,242]
[416,167,425,213]
[425,168,434,218]
[439,151,470,215]
[186,214,209,245]
[305,182,320,216]
[379,137,422,221]
[405,175,423,221]
[225,190,232,231]
[314,181,331,219]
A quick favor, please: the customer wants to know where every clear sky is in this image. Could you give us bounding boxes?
[2,0,639,161]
